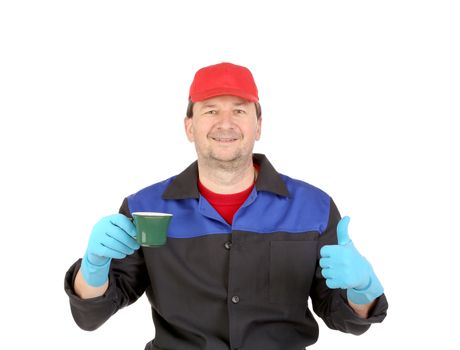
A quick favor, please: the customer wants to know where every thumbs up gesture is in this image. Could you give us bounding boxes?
[320,216,384,304]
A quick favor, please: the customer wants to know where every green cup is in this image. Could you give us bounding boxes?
[132,212,173,247]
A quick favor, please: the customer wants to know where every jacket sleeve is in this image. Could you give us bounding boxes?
[64,198,149,331]
[310,198,388,335]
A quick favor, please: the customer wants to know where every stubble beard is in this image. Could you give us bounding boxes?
[197,146,252,173]
[211,150,246,172]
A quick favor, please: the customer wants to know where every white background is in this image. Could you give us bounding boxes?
[1,1,459,349]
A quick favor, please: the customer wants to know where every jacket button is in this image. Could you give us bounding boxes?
[231,295,240,304]
[224,241,232,250]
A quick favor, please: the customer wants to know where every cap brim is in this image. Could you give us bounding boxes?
[190,88,258,103]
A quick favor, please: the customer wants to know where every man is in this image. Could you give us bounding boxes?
[65,62,388,349]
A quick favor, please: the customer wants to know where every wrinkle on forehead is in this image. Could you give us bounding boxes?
[201,101,249,109]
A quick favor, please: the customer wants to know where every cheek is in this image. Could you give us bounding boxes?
[246,123,261,139]
[191,123,211,142]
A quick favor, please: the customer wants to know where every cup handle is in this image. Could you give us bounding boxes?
[129,217,137,237]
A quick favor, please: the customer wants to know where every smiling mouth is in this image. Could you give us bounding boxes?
[210,137,238,143]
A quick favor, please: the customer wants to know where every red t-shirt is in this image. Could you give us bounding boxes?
[198,168,258,225]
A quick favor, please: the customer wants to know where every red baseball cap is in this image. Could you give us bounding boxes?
[189,62,259,103]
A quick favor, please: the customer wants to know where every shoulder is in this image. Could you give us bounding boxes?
[128,176,175,200]
[281,174,333,232]
[280,173,331,202]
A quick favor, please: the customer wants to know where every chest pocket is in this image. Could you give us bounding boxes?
[269,240,318,304]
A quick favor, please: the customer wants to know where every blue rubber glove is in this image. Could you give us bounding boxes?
[319,216,384,304]
[81,214,140,287]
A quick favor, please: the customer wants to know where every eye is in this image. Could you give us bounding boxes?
[205,110,217,115]
[235,109,246,114]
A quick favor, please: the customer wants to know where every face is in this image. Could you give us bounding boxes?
[184,95,262,167]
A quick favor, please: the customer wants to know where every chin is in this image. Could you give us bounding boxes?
[209,150,241,162]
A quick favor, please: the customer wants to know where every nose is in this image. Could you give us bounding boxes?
[215,110,235,128]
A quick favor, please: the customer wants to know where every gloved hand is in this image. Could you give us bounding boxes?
[319,216,384,304]
[81,214,140,287]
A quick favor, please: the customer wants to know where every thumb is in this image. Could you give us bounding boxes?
[337,216,351,245]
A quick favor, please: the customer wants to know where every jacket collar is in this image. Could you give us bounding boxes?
[162,153,290,200]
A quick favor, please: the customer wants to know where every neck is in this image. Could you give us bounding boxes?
[197,157,256,194]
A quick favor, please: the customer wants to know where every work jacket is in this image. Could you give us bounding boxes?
[65,154,388,350]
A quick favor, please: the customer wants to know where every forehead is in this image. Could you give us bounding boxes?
[197,95,250,108]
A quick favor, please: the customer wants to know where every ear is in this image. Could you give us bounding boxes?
[184,116,194,142]
[255,116,262,141]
